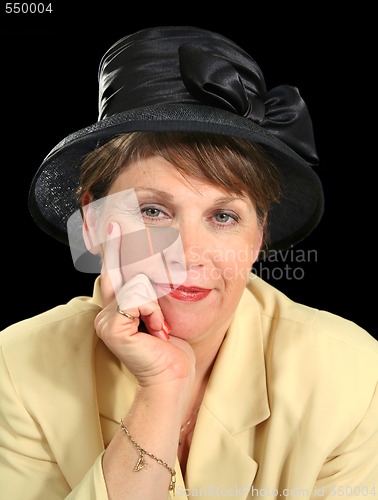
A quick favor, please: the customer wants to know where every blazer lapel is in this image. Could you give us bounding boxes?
[185,286,270,497]
[185,407,259,498]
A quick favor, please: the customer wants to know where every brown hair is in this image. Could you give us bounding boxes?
[77,131,281,245]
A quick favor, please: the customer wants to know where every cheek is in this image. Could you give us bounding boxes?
[213,220,263,283]
[214,241,255,283]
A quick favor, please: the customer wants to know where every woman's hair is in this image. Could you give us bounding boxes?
[77,131,281,247]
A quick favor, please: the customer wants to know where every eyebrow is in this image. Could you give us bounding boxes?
[134,188,245,205]
[134,188,174,201]
[213,195,247,205]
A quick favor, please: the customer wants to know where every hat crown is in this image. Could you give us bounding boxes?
[98,26,266,121]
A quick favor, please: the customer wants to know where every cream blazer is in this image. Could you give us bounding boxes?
[1,275,377,499]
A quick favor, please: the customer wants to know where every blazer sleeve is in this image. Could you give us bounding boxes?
[312,383,378,498]
[0,347,109,499]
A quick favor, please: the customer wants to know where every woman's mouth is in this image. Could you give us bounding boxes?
[155,283,212,302]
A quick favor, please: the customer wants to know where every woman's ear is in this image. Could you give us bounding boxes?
[81,192,101,254]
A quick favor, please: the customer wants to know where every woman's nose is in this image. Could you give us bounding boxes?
[179,221,211,269]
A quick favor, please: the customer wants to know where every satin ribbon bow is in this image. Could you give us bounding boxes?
[179,44,319,166]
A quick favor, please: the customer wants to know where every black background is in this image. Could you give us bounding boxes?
[1,4,376,339]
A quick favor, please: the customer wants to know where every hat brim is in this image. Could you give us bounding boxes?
[28,103,324,255]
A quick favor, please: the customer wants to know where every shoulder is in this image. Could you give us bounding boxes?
[0,292,102,414]
[245,274,378,409]
[245,275,378,433]
[247,273,378,363]
[0,293,101,369]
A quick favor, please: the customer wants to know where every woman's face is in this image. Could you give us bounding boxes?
[105,155,263,345]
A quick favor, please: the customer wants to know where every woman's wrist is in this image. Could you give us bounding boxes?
[135,375,194,418]
[134,341,196,400]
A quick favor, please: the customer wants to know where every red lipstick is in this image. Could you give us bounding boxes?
[168,285,211,302]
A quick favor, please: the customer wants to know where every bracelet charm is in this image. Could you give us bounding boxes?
[119,419,177,495]
[134,450,148,471]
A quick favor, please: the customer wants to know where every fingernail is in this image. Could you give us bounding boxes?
[161,320,171,336]
[108,223,113,236]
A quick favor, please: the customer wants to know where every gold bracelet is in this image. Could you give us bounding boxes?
[119,419,177,495]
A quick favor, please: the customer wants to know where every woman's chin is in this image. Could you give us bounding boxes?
[158,289,221,342]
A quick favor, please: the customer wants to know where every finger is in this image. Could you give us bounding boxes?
[95,304,140,344]
[101,221,123,306]
[117,273,158,310]
[117,274,169,339]
[111,297,168,340]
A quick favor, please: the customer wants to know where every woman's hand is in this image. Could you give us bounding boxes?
[94,221,195,390]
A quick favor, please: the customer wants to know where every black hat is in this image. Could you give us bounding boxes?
[28,26,324,253]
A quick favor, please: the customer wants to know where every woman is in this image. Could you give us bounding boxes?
[1,26,377,499]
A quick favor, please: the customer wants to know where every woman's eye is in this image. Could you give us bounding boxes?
[215,213,231,223]
[143,207,162,218]
[141,206,170,223]
[213,212,239,226]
